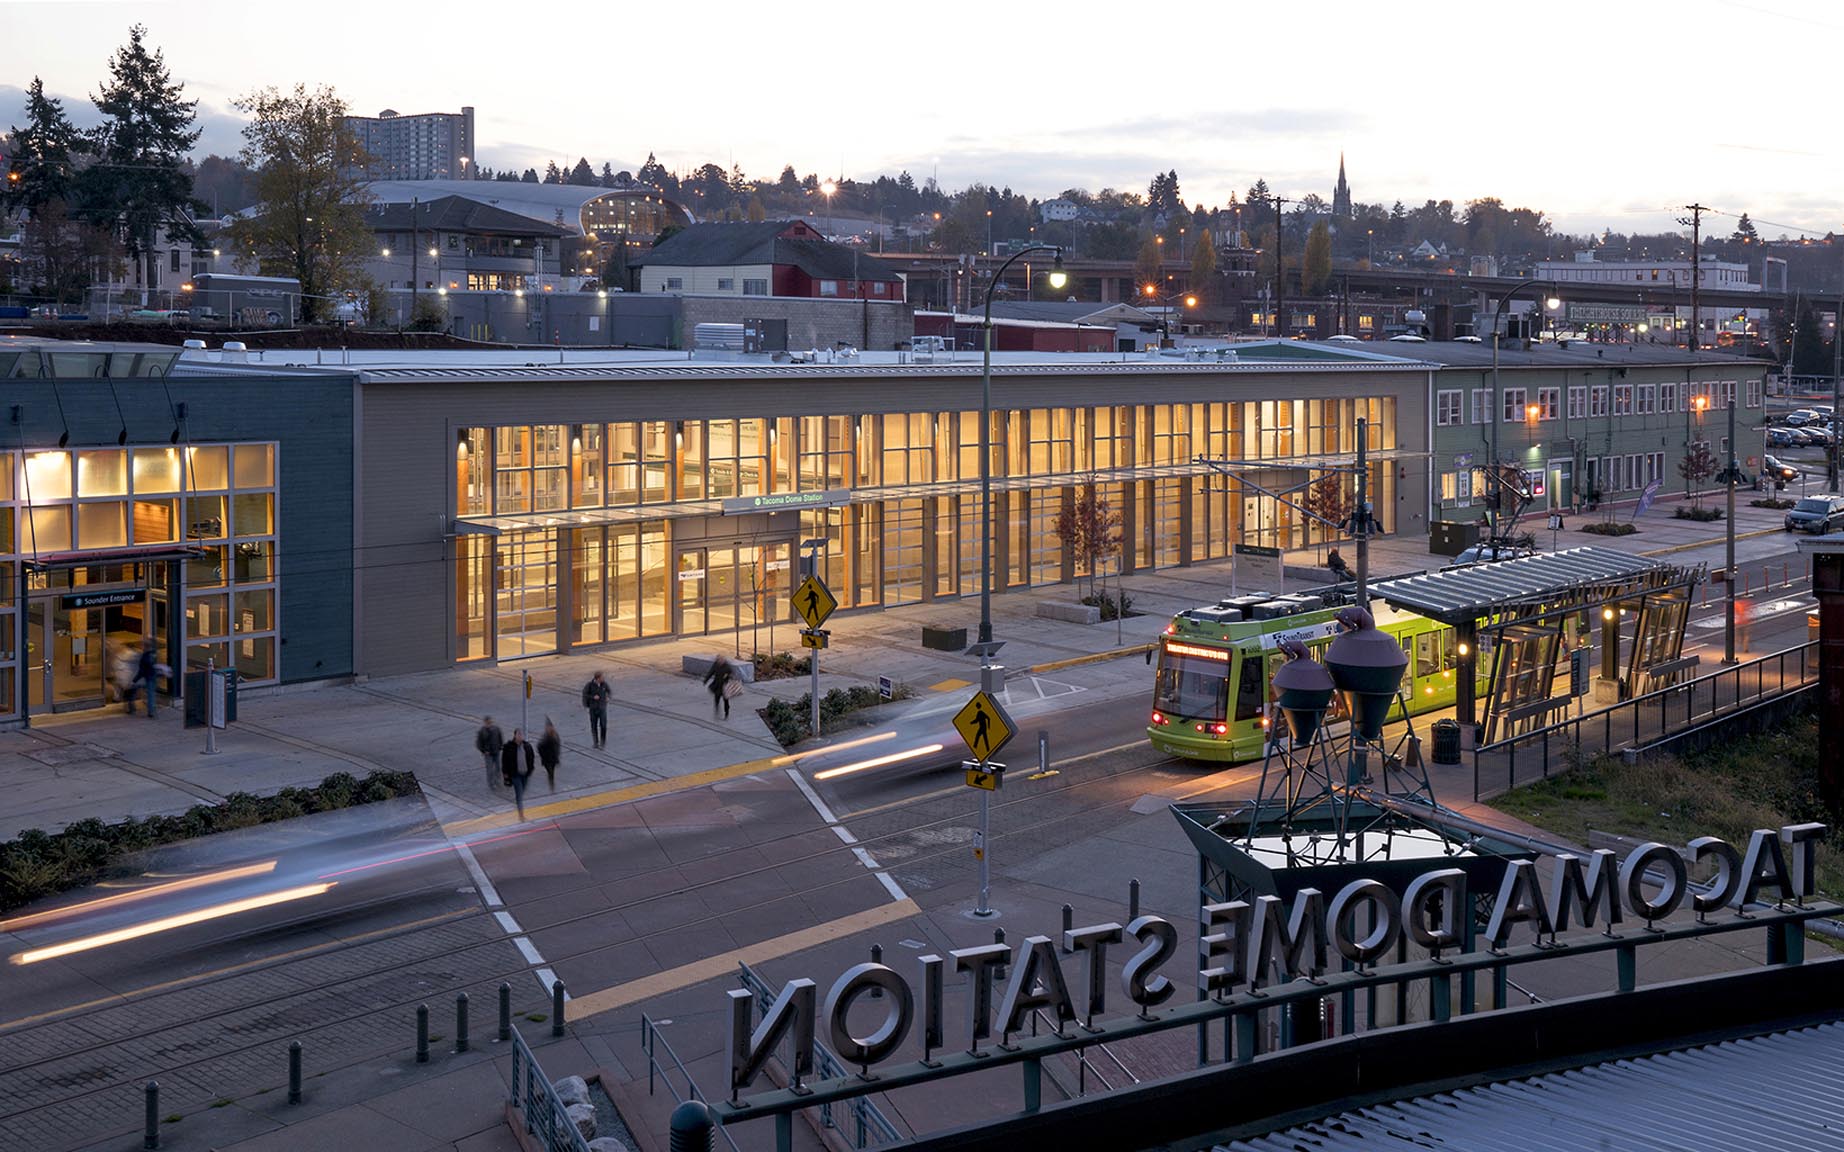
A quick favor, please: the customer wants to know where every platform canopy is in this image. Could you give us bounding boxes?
[1371,546,1675,625]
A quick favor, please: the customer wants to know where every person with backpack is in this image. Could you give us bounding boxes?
[537,718,562,792]
[581,671,610,748]
[476,717,505,790]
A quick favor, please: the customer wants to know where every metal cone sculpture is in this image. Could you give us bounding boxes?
[1271,637,1335,744]
[1323,606,1407,741]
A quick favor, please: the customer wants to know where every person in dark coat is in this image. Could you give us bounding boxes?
[702,655,736,720]
[476,717,505,790]
[500,727,536,818]
[125,639,159,718]
[1327,548,1354,582]
[537,719,562,791]
[581,671,610,748]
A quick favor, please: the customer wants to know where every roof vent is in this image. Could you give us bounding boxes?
[221,341,248,363]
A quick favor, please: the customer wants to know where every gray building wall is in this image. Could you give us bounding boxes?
[10,368,357,683]
[353,362,1431,676]
[678,296,915,352]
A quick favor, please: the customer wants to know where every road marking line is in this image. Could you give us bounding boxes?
[453,842,503,908]
[494,910,520,933]
[535,966,566,1000]
[513,936,545,967]
[569,897,922,1020]
[787,766,842,824]
[830,824,859,845]
[874,872,908,901]
[443,752,796,837]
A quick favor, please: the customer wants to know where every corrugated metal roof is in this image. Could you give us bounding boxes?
[1372,547,1663,623]
[1220,1020,1844,1151]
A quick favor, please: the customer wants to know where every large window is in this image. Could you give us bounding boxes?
[798,415,852,491]
[1436,390,1463,426]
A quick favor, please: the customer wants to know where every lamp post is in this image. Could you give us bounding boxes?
[978,245,1066,688]
[1489,278,1560,537]
[1140,283,1198,347]
[820,179,837,240]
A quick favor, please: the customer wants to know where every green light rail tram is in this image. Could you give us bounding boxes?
[1147,590,1487,763]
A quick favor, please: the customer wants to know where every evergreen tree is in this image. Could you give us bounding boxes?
[600,162,616,188]
[5,77,86,212]
[1190,228,1217,305]
[1731,213,1758,243]
[1245,178,1271,207]
[1303,220,1332,294]
[520,168,538,183]
[568,157,595,186]
[224,84,374,324]
[543,161,562,184]
[777,165,801,195]
[82,24,203,296]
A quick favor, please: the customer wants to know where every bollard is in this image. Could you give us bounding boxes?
[1061,904,1073,953]
[994,927,1007,982]
[1130,878,1141,920]
[455,992,470,1053]
[144,1080,159,1150]
[287,1041,302,1104]
[552,979,566,1038]
[668,1099,716,1152]
[416,1004,429,1063]
[870,944,884,998]
[498,982,512,1043]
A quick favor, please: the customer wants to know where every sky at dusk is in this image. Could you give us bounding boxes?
[4,0,1839,240]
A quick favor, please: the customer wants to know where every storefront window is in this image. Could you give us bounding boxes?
[188,592,230,638]
[26,506,70,552]
[187,446,229,491]
[456,535,491,660]
[187,546,228,589]
[572,424,603,508]
[457,428,489,515]
[234,588,273,634]
[132,498,179,544]
[188,495,226,541]
[233,540,273,583]
[77,502,126,549]
[24,451,71,501]
[233,634,273,681]
[232,493,273,537]
[78,451,127,497]
[680,421,704,499]
[233,444,274,489]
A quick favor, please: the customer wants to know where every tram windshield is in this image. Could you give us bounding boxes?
[1154,643,1232,720]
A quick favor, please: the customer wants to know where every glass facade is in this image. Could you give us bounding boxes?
[452,397,1398,661]
[0,443,281,718]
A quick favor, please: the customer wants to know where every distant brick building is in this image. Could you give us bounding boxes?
[633,221,905,300]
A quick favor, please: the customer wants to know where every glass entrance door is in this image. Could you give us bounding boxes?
[495,529,557,659]
[678,549,708,635]
[677,543,794,639]
[26,585,156,713]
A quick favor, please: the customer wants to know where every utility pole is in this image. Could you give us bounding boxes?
[1723,390,1738,664]
[1680,203,1707,352]
[1271,196,1292,336]
[1355,416,1370,612]
[410,195,420,329]
[1832,271,1842,491]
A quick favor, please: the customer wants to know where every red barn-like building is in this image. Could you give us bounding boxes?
[633,220,905,300]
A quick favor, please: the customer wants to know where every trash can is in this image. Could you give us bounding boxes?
[1430,718,1462,765]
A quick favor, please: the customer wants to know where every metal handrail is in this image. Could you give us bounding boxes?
[508,1027,593,1152]
[737,962,902,1146]
[1472,640,1816,800]
[1028,1008,1141,1097]
[640,1014,742,1152]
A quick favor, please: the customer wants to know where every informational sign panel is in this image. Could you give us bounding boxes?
[1234,543,1285,589]
[964,766,1001,791]
[878,675,893,700]
[62,589,144,610]
[800,630,830,650]
[1571,646,1593,698]
[724,489,851,515]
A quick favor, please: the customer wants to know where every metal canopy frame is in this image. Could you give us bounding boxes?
[1372,547,1684,625]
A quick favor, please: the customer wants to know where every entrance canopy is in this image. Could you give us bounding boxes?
[1372,547,1673,625]
[24,544,204,570]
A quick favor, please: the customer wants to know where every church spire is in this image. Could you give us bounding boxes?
[1333,152,1351,219]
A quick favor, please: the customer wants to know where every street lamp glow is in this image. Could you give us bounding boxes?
[1545,295,1561,310]
[428,247,438,258]
[1184,295,1198,308]
[381,248,391,257]
[1526,403,1541,421]
[820,180,837,198]
[1046,255,1067,291]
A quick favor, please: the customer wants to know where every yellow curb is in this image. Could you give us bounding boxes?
[929,678,973,692]
[567,896,922,1020]
[443,752,794,837]
[1641,525,1784,557]
[1029,643,1156,674]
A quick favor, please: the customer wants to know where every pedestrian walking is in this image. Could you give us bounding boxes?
[124,638,159,719]
[703,654,739,720]
[476,716,505,791]
[501,727,536,819]
[581,671,610,749]
[537,718,562,792]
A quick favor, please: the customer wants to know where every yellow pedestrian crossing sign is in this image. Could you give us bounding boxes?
[792,574,837,630]
[964,766,1001,791]
[952,690,1014,763]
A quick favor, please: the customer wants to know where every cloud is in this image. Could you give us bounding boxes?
[0,83,246,159]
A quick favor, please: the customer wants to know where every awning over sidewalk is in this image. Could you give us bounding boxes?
[1371,547,1667,624]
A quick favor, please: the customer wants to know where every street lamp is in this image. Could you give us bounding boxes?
[819,179,837,239]
[1141,283,1197,347]
[1488,278,1561,536]
[977,245,1066,687]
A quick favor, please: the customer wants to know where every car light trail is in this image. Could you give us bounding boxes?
[0,861,279,933]
[8,883,337,966]
[813,743,946,780]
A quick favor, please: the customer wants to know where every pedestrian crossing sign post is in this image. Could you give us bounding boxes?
[964,763,1001,791]
[792,574,837,630]
[952,690,1015,764]
[800,629,830,650]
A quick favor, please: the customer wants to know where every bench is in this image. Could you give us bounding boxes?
[680,655,755,683]
[1036,602,1102,625]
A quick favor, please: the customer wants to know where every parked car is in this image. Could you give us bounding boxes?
[1763,455,1800,486]
[1767,428,1797,448]
[1784,495,1844,534]
[1783,409,1825,427]
[1446,541,1538,567]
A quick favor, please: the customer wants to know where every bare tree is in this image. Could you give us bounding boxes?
[1053,478,1121,601]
